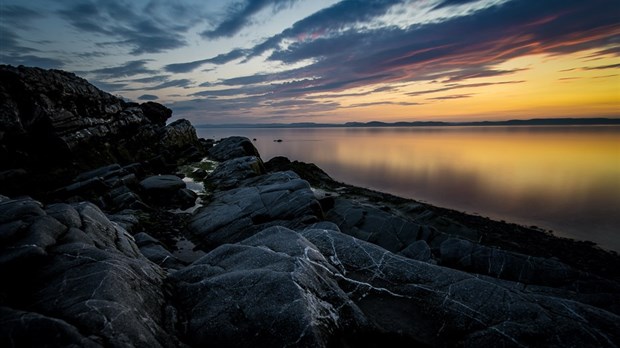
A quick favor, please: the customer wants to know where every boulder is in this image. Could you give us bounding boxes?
[0,197,180,347]
[160,119,198,151]
[170,226,366,347]
[265,156,335,187]
[205,155,266,190]
[188,171,323,251]
[208,136,260,161]
[139,175,186,206]
[139,101,171,125]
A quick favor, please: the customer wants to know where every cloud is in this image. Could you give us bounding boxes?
[583,63,620,70]
[88,60,157,79]
[256,0,618,98]
[347,101,421,108]
[125,75,171,84]
[406,81,524,96]
[142,79,194,90]
[90,80,128,92]
[427,94,473,100]
[163,48,248,73]
[57,0,199,54]
[172,0,619,121]
[433,0,482,10]
[138,94,159,101]
[0,5,43,29]
[201,0,300,39]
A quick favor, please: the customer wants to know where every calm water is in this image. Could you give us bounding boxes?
[197,126,620,252]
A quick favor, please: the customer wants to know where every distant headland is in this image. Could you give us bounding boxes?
[196,117,620,128]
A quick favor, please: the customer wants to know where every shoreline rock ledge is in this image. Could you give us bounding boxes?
[1,65,619,347]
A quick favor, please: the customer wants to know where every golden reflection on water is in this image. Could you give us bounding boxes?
[201,126,620,251]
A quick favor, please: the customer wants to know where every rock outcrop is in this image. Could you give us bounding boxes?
[0,65,204,195]
[1,66,619,347]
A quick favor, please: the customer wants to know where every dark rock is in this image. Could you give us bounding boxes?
[0,196,46,224]
[208,136,260,161]
[111,191,147,211]
[205,155,266,190]
[73,163,122,182]
[438,238,595,288]
[264,156,335,187]
[176,188,198,210]
[0,65,200,196]
[399,239,432,261]
[134,232,185,269]
[138,175,186,206]
[107,210,142,232]
[0,197,180,347]
[139,101,171,125]
[299,227,620,347]
[160,119,198,152]
[188,171,323,251]
[170,226,366,347]
[326,198,427,253]
[0,307,101,347]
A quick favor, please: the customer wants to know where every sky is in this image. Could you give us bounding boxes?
[1,0,619,124]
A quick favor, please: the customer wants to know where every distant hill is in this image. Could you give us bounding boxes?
[196,117,620,128]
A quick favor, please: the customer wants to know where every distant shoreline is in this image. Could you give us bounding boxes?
[195,117,620,128]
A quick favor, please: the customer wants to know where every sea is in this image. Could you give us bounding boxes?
[196,125,620,252]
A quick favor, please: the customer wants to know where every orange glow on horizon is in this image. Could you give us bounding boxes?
[305,49,620,122]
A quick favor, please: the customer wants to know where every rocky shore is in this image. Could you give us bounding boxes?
[1,65,619,347]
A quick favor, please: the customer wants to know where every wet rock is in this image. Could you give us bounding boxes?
[207,136,260,161]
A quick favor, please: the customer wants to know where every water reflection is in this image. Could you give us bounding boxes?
[198,126,620,252]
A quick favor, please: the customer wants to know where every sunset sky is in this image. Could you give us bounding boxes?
[1,0,619,124]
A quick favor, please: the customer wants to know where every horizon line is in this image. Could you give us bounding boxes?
[193,117,620,128]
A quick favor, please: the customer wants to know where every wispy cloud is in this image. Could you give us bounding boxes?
[201,0,301,39]
[88,60,157,79]
[347,101,421,108]
[407,81,525,96]
[427,94,473,100]
[57,0,203,54]
[583,63,620,70]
